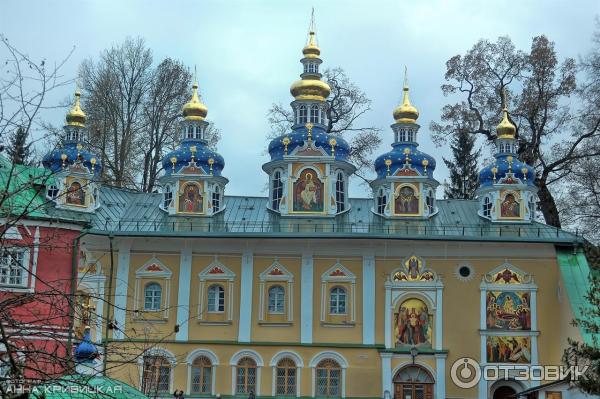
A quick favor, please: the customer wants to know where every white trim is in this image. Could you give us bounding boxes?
[113,240,130,339]
[269,350,304,367]
[185,348,219,395]
[362,255,375,345]
[309,351,347,398]
[230,349,263,396]
[198,258,236,281]
[270,350,304,397]
[380,353,392,397]
[258,259,294,322]
[29,227,40,289]
[435,354,446,399]
[391,360,436,382]
[301,252,313,343]
[384,281,392,349]
[135,257,173,278]
[238,250,253,342]
[176,248,192,341]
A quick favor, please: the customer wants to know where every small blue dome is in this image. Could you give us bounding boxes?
[75,328,98,363]
[268,125,350,162]
[374,143,436,179]
[479,154,535,188]
[162,140,225,176]
[42,143,102,175]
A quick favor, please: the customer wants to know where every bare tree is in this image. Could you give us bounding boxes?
[431,35,600,228]
[80,37,153,188]
[267,67,381,175]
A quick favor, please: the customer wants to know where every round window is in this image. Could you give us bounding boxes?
[455,263,475,282]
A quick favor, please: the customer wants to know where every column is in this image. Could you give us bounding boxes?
[435,354,446,399]
[301,252,313,344]
[435,285,443,350]
[238,250,253,342]
[362,255,375,345]
[384,282,392,348]
[176,248,192,341]
[113,239,131,339]
[381,353,392,397]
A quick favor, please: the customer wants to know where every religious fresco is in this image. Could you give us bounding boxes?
[293,168,323,212]
[486,291,531,330]
[392,255,435,282]
[394,184,419,215]
[486,336,531,363]
[500,192,520,218]
[394,298,432,347]
[66,180,85,205]
[178,182,203,213]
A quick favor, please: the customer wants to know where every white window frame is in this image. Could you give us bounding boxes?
[271,170,284,210]
[0,248,30,289]
[143,282,162,311]
[207,284,225,313]
[335,171,346,213]
[268,285,285,314]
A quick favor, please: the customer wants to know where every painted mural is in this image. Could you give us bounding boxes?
[395,298,432,347]
[66,180,85,205]
[486,291,531,330]
[486,336,531,363]
[394,185,419,215]
[392,255,435,282]
[500,192,520,218]
[293,168,323,212]
[178,182,203,213]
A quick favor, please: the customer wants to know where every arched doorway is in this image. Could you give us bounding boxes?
[393,365,434,399]
[493,385,516,399]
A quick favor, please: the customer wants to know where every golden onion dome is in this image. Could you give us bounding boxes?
[290,78,331,101]
[393,85,419,123]
[496,106,516,139]
[182,82,208,121]
[302,31,321,59]
[66,91,86,127]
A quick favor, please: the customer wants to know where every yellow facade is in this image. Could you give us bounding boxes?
[78,237,582,399]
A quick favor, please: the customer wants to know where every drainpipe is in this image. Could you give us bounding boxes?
[66,229,89,370]
[103,234,115,374]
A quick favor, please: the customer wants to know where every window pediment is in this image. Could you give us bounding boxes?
[484,262,533,285]
[199,258,235,281]
[321,262,356,282]
[135,257,172,278]
[259,259,293,282]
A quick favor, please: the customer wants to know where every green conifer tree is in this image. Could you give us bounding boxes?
[6,126,32,165]
[442,130,481,199]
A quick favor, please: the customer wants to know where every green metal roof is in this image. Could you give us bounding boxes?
[557,249,598,345]
[71,185,582,243]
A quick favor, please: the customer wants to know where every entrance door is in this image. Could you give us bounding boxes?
[493,386,516,399]
[393,365,434,399]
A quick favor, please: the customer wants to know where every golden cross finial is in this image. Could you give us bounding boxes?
[305,122,313,140]
[194,65,198,84]
[403,65,408,89]
[502,88,508,110]
[307,7,317,46]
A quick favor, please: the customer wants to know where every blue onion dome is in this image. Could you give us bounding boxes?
[374,143,436,179]
[43,91,102,175]
[43,144,102,174]
[478,105,535,187]
[268,124,350,162]
[162,141,225,176]
[75,326,99,363]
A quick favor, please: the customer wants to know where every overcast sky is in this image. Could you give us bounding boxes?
[1,0,598,197]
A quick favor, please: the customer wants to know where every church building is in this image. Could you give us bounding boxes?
[1,17,593,399]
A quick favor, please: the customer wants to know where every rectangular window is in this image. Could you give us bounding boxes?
[0,249,27,287]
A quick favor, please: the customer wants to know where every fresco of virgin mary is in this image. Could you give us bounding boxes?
[293,169,323,212]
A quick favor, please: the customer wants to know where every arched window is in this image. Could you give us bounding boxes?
[377,188,387,215]
[144,283,162,311]
[187,125,194,139]
[141,355,171,394]
[310,105,319,123]
[271,171,283,210]
[320,106,326,125]
[212,186,221,212]
[307,62,318,73]
[399,129,407,142]
[316,359,341,397]
[426,189,434,214]
[329,287,346,315]
[47,185,59,200]
[298,105,308,124]
[276,358,296,396]
[195,125,203,140]
[268,285,285,314]
[207,284,225,312]
[236,357,257,394]
[407,130,415,142]
[191,356,212,394]
[163,185,173,209]
[393,365,434,399]
[335,171,345,213]
[483,196,492,218]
